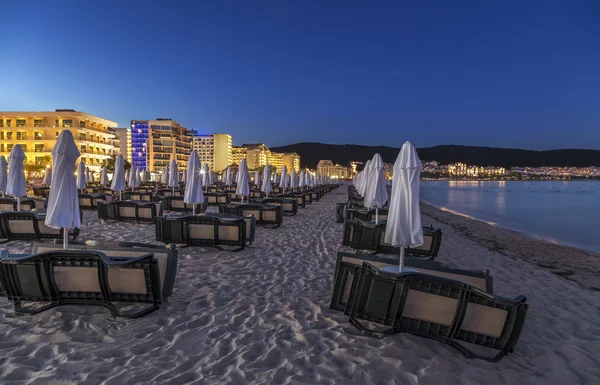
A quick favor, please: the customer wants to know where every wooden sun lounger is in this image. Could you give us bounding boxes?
[0,249,162,318]
[155,213,256,251]
[345,262,528,362]
[330,251,493,312]
[32,241,178,300]
[160,196,208,213]
[219,203,283,228]
[342,219,442,259]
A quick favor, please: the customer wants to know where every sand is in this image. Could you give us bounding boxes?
[0,185,599,384]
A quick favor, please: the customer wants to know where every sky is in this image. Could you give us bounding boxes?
[1,0,599,149]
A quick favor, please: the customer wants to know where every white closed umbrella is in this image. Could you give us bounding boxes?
[0,156,7,197]
[7,145,26,210]
[100,166,109,186]
[225,166,233,186]
[76,161,86,192]
[254,171,261,186]
[111,155,126,200]
[236,159,250,203]
[298,170,305,190]
[280,165,288,191]
[129,166,139,189]
[384,142,424,273]
[262,164,273,198]
[161,165,169,185]
[43,165,52,186]
[202,164,211,192]
[182,169,187,183]
[45,130,81,249]
[136,169,142,185]
[124,168,130,186]
[290,169,298,191]
[184,150,204,215]
[89,170,96,183]
[168,159,179,195]
[85,167,91,183]
[364,153,389,224]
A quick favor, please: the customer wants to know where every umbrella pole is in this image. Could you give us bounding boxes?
[375,208,379,224]
[16,197,20,211]
[193,205,196,215]
[399,246,406,273]
[119,191,122,201]
[63,228,68,250]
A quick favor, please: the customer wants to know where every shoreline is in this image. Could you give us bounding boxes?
[421,202,600,291]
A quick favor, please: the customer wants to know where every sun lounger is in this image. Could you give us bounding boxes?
[205,192,231,206]
[32,186,51,199]
[0,211,81,243]
[276,193,306,208]
[330,251,493,311]
[219,203,283,227]
[32,241,177,300]
[155,188,183,198]
[78,193,107,209]
[250,190,264,199]
[259,198,298,216]
[155,213,255,251]
[160,196,208,213]
[346,207,389,222]
[342,219,442,260]
[344,262,527,362]
[123,191,154,201]
[97,201,162,223]
[0,249,162,318]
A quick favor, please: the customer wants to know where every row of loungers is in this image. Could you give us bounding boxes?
[342,219,443,259]
[330,255,528,362]
[219,203,283,227]
[0,241,178,318]
[98,201,163,223]
[155,213,255,251]
[0,197,47,211]
[0,210,81,243]
[335,186,528,361]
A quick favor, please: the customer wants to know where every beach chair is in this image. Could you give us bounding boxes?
[277,193,306,208]
[342,219,442,260]
[205,192,231,206]
[32,186,51,199]
[260,198,298,216]
[155,213,255,251]
[336,202,347,223]
[78,193,107,210]
[0,249,162,318]
[123,191,154,201]
[344,262,528,362]
[330,251,493,311]
[160,196,208,213]
[0,211,81,243]
[219,203,283,228]
[32,241,178,300]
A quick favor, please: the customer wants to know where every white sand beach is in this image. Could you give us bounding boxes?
[1,184,600,384]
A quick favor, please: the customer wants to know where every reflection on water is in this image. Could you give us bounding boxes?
[421,180,600,253]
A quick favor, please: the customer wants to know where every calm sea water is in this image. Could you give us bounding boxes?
[420,180,600,254]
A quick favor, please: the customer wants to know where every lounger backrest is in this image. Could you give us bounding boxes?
[33,244,176,298]
[346,263,527,361]
[0,203,13,211]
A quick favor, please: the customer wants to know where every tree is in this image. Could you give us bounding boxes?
[101,155,131,172]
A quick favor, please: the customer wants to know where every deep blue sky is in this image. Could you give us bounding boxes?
[1,0,599,149]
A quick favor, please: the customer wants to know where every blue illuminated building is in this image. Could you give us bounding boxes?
[131,121,149,170]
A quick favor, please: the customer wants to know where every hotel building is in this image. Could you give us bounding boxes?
[191,133,232,172]
[232,143,300,172]
[112,127,132,163]
[130,118,193,172]
[317,160,351,179]
[0,109,117,170]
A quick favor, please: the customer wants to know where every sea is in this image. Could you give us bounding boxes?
[420,180,600,254]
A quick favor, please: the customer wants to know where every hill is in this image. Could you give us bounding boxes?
[270,143,600,169]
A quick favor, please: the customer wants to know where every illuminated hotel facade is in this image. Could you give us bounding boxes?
[0,109,117,170]
[192,133,232,172]
[130,118,193,172]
